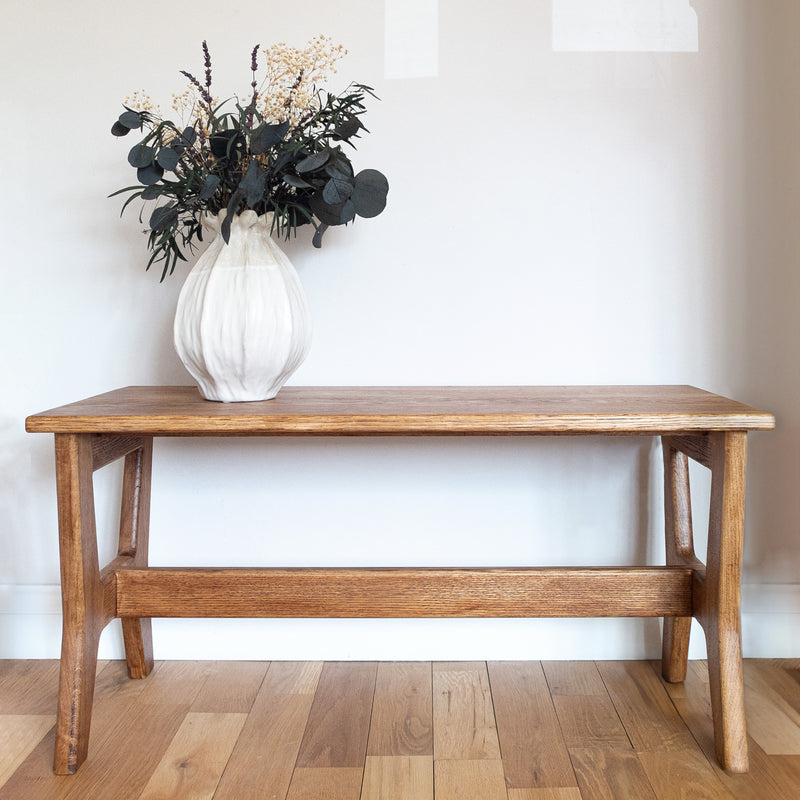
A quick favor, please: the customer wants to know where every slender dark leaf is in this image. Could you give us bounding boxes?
[222,189,245,243]
[119,191,143,217]
[240,160,267,207]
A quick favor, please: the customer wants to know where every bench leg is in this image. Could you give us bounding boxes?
[662,443,695,683]
[118,439,154,679]
[701,431,749,773]
[53,434,106,774]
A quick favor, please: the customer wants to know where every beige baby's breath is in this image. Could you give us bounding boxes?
[255,35,347,127]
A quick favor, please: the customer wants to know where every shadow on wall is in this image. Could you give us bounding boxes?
[737,1,800,587]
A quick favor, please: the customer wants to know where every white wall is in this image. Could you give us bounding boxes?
[2,0,799,660]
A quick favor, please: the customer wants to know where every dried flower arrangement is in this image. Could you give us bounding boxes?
[111,37,388,280]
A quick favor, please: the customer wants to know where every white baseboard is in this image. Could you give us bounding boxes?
[2,582,799,660]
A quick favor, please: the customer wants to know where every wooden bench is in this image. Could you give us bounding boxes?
[26,385,775,774]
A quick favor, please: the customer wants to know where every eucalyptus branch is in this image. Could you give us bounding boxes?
[110,38,388,278]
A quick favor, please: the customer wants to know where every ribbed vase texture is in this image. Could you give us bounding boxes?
[173,210,312,402]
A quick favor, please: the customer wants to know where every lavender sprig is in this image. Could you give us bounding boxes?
[180,69,214,107]
[284,69,303,110]
[246,43,260,127]
[203,40,212,91]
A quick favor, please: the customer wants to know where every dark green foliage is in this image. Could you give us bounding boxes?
[119,110,143,129]
[136,163,164,185]
[156,148,180,171]
[210,129,247,163]
[199,175,220,200]
[296,150,331,173]
[111,49,388,280]
[128,144,156,168]
[352,169,389,218]
[323,173,354,205]
[112,110,144,136]
[251,120,290,154]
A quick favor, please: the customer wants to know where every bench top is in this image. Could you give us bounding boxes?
[25,385,776,436]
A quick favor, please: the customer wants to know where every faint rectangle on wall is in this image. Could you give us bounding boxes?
[385,0,439,79]
[553,0,698,52]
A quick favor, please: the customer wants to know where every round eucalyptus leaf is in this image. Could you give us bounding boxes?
[181,126,197,146]
[251,120,290,154]
[323,175,354,206]
[137,163,164,186]
[309,191,345,226]
[128,144,155,168]
[118,111,143,129]
[333,118,361,140]
[156,148,180,171]
[352,169,389,218]
[111,121,131,137]
[340,199,356,224]
[141,185,161,200]
[149,204,177,232]
[326,161,353,179]
[296,150,330,174]
[283,173,313,189]
[199,174,221,200]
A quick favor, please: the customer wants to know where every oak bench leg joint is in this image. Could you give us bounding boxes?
[52,433,154,774]
[661,432,749,773]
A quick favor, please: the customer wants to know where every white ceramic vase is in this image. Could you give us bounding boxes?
[173,210,312,402]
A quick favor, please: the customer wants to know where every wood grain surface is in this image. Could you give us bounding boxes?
[25,385,775,435]
[137,712,247,800]
[366,663,432,757]
[361,756,433,800]
[432,663,500,761]
[433,759,509,800]
[3,659,800,799]
[113,566,693,618]
[212,662,318,800]
[295,662,377,769]
[488,661,576,789]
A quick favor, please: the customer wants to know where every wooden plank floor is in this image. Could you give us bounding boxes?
[1,659,799,799]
